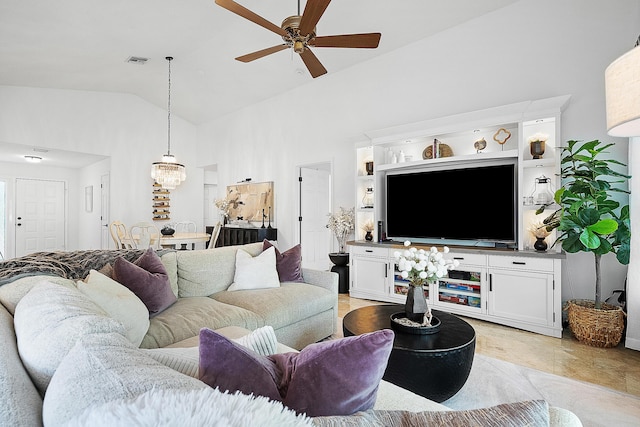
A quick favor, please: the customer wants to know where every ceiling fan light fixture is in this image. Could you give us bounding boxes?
[294,40,305,53]
[151,56,186,190]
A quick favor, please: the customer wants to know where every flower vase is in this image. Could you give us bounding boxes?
[405,285,428,322]
[365,231,373,241]
[534,237,548,252]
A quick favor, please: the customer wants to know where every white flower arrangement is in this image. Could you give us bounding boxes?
[214,198,231,218]
[327,207,355,253]
[527,132,549,143]
[394,241,459,287]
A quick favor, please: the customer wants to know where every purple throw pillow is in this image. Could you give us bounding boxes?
[198,327,394,416]
[262,239,303,282]
[112,247,176,316]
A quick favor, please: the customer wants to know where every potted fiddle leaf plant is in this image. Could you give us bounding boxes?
[541,139,630,347]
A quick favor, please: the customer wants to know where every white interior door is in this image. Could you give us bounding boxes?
[100,173,110,249]
[204,184,217,227]
[299,165,331,271]
[15,178,66,257]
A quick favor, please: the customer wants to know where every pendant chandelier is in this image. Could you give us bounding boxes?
[151,56,186,189]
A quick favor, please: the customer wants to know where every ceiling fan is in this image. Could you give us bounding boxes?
[214,0,381,78]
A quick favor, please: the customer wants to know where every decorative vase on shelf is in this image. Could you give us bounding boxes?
[365,161,374,175]
[364,231,373,241]
[534,237,548,252]
[405,285,429,322]
[530,140,546,159]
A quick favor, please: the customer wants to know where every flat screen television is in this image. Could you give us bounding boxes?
[384,158,518,247]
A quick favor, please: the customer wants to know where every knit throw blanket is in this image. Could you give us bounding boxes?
[0,249,154,286]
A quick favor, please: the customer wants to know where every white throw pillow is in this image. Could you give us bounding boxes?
[227,246,280,291]
[233,325,278,356]
[77,270,150,347]
[14,281,126,394]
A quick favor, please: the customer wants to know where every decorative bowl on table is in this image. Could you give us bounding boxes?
[390,312,441,335]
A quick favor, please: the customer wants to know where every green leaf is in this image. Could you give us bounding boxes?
[587,219,618,234]
[579,229,601,249]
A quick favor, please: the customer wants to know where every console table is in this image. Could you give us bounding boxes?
[206,225,277,247]
[342,304,476,402]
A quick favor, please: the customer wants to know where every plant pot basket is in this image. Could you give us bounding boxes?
[565,300,625,348]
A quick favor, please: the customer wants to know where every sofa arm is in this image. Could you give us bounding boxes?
[301,268,338,294]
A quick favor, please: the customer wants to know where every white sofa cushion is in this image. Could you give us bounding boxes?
[13,280,126,394]
[175,243,263,297]
[0,275,76,315]
[77,269,150,346]
[43,332,207,426]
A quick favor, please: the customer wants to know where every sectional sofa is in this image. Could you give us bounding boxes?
[0,242,582,426]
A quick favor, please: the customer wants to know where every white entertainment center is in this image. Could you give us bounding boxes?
[348,95,570,338]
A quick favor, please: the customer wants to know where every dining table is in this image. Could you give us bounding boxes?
[159,232,210,250]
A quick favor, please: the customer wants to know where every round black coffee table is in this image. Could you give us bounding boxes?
[342,304,476,402]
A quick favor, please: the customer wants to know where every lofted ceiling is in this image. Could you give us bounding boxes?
[0,0,516,167]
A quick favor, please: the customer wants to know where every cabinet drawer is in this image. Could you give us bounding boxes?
[489,255,554,272]
[448,252,487,267]
[350,245,389,258]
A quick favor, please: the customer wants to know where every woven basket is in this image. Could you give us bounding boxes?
[565,299,625,348]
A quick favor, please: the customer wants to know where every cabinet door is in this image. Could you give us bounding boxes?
[488,269,553,326]
[350,256,389,300]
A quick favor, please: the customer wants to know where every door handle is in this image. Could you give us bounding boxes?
[17,223,22,227]
[17,216,22,220]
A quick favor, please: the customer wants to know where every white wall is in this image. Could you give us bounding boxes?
[0,86,204,246]
[196,0,639,344]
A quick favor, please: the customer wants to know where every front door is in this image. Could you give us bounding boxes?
[15,178,66,257]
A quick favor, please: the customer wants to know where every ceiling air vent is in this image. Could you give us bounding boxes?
[126,56,148,65]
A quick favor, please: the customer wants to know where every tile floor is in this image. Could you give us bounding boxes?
[337,294,640,398]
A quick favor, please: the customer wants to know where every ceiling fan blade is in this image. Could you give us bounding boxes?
[235,44,289,63]
[300,48,327,78]
[310,33,381,48]
[215,0,287,37]
[299,0,331,36]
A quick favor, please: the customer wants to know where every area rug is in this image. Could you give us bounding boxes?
[442,353,640,427]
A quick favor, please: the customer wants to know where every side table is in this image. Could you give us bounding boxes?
[342,304,476,402]
[329,253,349,294]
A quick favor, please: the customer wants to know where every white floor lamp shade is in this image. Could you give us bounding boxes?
[605,44,640,137]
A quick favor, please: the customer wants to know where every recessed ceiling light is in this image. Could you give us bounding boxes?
[24,155,42,163]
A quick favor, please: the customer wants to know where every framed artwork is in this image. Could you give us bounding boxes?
[85,186,93,213]
[226,181,274,222]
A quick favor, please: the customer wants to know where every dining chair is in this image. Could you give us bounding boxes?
[109,221,134,249]
[175,220,197,249]
[175,220,197,233]
[129,222,161,250]
[207,222,222,249]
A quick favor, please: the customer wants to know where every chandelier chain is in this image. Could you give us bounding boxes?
[166,56,172,156]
